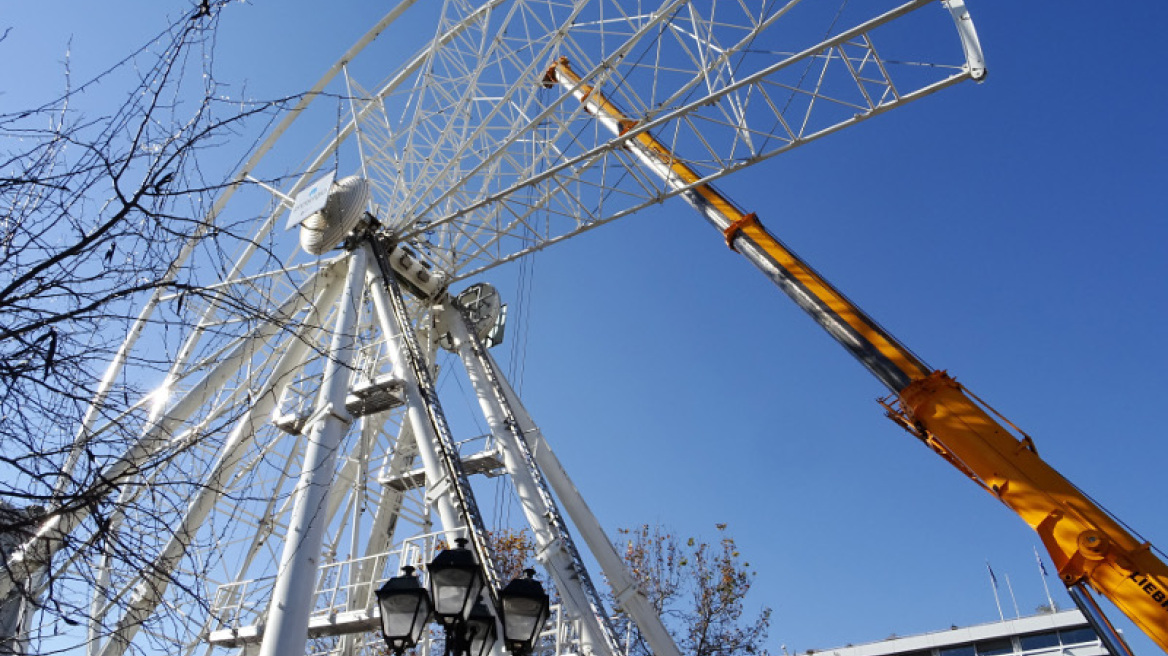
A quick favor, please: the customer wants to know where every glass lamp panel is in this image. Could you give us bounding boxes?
[431,568,483,619]
[380,592,430,640]
[502,596,545,643]
[466,605,498,656]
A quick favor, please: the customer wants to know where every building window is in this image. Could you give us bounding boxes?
[976,638,1014,656]
[1057,628,1097,646]
[1018,631,1059,652]
[939,645,975,656]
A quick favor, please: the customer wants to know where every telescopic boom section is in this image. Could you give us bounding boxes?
[545,58,1168,652]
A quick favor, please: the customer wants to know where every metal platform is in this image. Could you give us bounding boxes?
[345,374,406,417]
[380,447,505,491]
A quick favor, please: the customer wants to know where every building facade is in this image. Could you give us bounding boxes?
[798,611,1106,656]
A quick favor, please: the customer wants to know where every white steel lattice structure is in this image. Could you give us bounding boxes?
[0,2,984,655]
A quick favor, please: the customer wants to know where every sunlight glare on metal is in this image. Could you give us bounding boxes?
[148,384,171,418]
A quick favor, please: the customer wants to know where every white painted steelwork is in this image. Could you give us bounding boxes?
[258,247,365,656]
[445,303,622,656]
[0,2,985,655]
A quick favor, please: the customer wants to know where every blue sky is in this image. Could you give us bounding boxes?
[4,2,1166,655]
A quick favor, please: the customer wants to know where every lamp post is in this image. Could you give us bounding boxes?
[499,569,551,656]
[376,544,550,656]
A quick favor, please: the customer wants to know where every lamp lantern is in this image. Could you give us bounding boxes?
[498,569,550,656]
[376,565,434,654]
[428,538,486,626]
[464,597,499,656]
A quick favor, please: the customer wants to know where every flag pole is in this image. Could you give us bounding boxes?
[986,561,1004,621]
[1005,573,1021,618]
[1034,547,1058,612]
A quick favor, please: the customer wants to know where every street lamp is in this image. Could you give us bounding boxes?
[376,541,550,656]
[428,538,487,626]
[498,569,551,656]
[376,565,433,655]
[463,597,499,656]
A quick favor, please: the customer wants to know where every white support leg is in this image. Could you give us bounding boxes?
[365,260,464,542]
[443,304,618,656]
[0,262,342,604]
[258,248,366,656]
[482,349,683,656]
[94,276,340,656]
[364,239,503,596]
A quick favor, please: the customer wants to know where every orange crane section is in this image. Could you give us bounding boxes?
[546,57,1168,653]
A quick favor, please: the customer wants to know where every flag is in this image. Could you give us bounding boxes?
[1034,547,1049,577]
[986,561,999,589]
[1034,546,1058,613]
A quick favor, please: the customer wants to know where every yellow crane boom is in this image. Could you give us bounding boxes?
[546,57,1168,653]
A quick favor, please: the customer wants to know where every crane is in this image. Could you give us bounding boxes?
[545,56,1168,655]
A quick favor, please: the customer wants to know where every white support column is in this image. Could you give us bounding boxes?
[443,305,616,656]
[364,254,463,541]
[94,273,342,656]
[482,349,682,656]
[258,247,365,656]
[0,262,340,603]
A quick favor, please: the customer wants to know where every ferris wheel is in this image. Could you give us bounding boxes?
[0,2,984,655]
